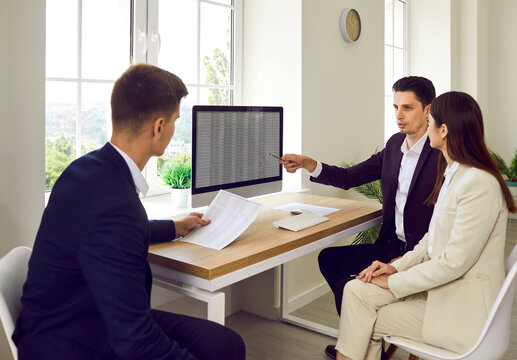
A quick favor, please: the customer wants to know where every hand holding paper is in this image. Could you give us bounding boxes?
[180,190,263,250]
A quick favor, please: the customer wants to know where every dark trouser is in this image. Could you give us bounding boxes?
[318,240,406,315]
[152,309,246,360]
[18,310,245,360]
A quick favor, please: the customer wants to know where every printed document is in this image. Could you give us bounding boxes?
[180,190,263,250]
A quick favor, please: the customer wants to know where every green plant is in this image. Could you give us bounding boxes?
[45,133,76,190]
[341,160,382,245]
[490,149,517,182]
[159,154,191,189]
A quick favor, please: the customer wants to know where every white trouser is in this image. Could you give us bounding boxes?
[336,279,426,360]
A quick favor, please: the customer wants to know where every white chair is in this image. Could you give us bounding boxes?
[0,246,32,360]
[384,243,517,360]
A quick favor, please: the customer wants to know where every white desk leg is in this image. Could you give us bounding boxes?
[207,291,225,324]
[153,279,226,325]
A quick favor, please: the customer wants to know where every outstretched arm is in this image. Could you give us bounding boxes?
[279,154,318,173]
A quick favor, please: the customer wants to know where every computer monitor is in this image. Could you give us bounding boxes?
[191,105,283,208]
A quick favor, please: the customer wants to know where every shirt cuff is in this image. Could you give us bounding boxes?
[306,161,322,178]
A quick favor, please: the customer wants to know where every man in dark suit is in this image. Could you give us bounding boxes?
[280,76,439,359]
[13,64,245,360]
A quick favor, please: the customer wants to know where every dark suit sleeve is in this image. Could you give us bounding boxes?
[77,202,197,360]
[310,149,385,190]
[149,220,176,244]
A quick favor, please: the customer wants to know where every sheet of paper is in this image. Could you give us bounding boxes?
[273,202,340,216]
[180,190,263,250]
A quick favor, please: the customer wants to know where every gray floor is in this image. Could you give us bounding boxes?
[227,219,517,360]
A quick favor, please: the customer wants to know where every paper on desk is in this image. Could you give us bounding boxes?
[180,190,263,250]
[274,202,340,216]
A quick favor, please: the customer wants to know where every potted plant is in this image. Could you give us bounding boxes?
[159,154,191,208]
[341,159,382,244]
[490,149,517,185]
[491,150,517,219]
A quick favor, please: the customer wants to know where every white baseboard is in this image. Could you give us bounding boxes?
[297,188,313,194]
[285,281,330,314]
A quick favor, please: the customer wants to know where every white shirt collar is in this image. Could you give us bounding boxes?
[443,161,460,187]
[109,142,149,196]
[401,131,428,155]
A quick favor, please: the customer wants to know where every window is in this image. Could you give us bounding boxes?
[45,0,240,195]
[384,0,408,142]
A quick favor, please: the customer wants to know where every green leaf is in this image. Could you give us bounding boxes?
[351,226,380,245]
[490,149,517,182]
[341,153,383,244]
[159,154,191,189]
[509,149,517,182]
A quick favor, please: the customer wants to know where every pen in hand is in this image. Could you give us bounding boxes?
[269,153,293,163]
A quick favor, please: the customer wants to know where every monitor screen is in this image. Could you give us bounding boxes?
[191,105,283,207]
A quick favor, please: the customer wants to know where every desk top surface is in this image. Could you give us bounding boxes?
[148,192,381,280]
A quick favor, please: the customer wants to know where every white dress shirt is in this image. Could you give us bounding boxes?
[427,160,460,256]
[394,132,428,242]
[308,132,428,243]
[110,142,149,196]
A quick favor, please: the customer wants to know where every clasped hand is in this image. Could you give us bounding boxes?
[356,260,397,289]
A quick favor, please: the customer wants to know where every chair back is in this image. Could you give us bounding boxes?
[384,243,517,360]
[458,243,517,359]
[0,246,32,360]
[505,243,517,274]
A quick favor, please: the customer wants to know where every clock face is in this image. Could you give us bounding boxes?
[345,9,361,42]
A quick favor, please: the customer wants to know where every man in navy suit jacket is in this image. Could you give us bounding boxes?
[13,64,245,360]
[280,77,439,359]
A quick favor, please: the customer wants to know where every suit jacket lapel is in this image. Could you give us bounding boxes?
[388,136,404,196]
[408,136,432,196]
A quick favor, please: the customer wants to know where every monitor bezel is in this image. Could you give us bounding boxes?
[191,105,283,196]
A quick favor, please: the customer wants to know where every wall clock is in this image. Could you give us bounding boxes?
[340,8,361,43]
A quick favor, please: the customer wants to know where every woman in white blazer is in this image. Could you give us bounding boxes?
[335,92,517,360]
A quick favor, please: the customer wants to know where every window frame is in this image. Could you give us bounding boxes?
[384,0,409,143]
[143,0,242,196]
[45,0,242,197]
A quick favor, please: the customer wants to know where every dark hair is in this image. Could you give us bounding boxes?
[392,76,436,109]
[425,91,516,212]
[111,64,188,134]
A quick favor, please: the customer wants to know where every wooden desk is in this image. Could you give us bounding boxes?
[148,192,381,330]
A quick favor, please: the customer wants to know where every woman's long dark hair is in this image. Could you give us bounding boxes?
[425,91,516,213]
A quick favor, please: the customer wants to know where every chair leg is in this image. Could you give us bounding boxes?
[385,344,398,360]
[408,355,419,360]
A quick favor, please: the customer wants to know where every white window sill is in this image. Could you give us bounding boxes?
[45,191,207,221]
[140,193,207,220]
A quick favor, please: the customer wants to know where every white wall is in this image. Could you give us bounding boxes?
[242,0,303,193]
[451,0,480,97]
[301,0,384,199]
[0,1,45,356]
[410,0,516,163]
[0,2,45,255]
[409,0,451,95]
[485,0,517,161]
